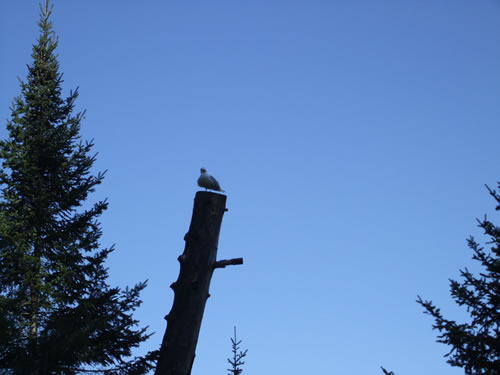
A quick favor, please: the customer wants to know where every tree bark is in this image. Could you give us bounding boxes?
[155,191,242,375]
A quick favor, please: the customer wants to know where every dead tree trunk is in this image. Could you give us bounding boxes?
[154,191,243,375]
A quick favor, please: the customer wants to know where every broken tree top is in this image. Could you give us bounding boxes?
[154,190,242,375]
[198,168,225,192]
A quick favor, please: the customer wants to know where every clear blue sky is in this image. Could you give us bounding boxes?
[1,1,499,374]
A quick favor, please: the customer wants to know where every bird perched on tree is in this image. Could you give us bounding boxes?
[198,168,225,192]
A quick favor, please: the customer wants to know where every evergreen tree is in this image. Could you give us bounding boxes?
[226,327,247,375]
[0,2,157,373]
[417,182,500,374]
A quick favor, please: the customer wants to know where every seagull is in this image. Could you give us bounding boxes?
[198,168,225,192]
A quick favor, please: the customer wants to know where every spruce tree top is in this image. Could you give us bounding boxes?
[0,2,157,373]
[418,182,500,374]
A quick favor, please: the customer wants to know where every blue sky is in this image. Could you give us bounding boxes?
[1,1,499,374]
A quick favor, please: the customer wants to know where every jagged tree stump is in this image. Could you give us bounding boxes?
[155,191,243,375]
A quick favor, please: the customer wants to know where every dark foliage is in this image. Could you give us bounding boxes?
[226,327,247,375]
[417,182,500,374]
[0,2,157,373]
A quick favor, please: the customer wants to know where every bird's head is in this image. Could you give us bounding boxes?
[200,168,207,173]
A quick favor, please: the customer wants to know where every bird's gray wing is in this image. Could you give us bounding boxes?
[208,175,220,190]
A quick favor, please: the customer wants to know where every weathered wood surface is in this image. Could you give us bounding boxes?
[155,191,242,375]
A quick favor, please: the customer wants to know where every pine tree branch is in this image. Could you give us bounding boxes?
[214,258,243,269]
